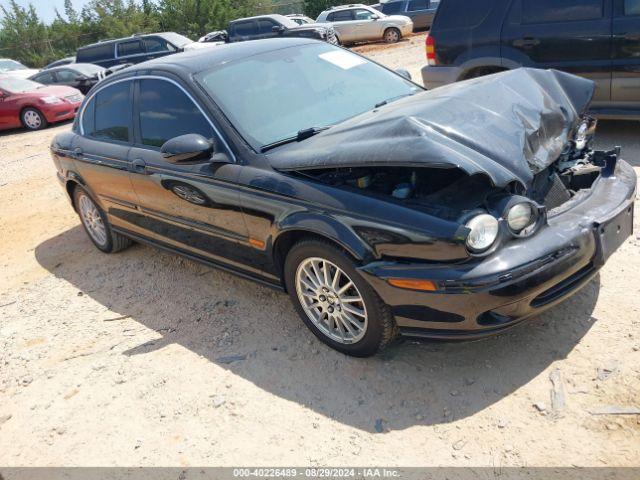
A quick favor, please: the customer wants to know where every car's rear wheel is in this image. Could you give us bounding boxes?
[284,239,397,357]
[384,27,401,43]
[21,108,48,131]
[73,186,132,253]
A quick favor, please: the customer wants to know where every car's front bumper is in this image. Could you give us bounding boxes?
[420,64,462,90]
[42,101,82,123]
[359,159,637,339]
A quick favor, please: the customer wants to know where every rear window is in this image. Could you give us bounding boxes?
[522,0,603,23]
[77,44,113,62]
[434,0,492,28]
[381,2,405,14]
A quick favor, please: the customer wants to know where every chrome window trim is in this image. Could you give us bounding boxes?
[78,74,237,163]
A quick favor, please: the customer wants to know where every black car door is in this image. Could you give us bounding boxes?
[612,0,640,108]
[72,80,140,230]
[125,77,266,278]
[501,0,613,104]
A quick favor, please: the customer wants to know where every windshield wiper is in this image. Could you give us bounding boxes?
[260,126,331,153]
[374,92,416,109]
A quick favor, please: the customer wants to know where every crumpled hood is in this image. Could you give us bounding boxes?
[268,68,595,188]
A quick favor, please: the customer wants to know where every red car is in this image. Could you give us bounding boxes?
[0,76,84,131]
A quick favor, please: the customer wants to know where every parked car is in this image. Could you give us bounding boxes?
[51,39,635,356]
[421,0,640,119]
[226,14,338,45]
[0,76,83,131]
[0,59,39,79]
[76,32,210,68]
[376,0,440,30]
[44,56,76,70]
[286,14,315,25]
[30,63,106,95]
[316,4,413,44]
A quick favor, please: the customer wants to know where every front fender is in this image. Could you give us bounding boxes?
[275,211,374,262]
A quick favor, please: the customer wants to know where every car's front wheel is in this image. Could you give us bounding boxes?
[284,239,397,357]
[73,186,132,253]
[21,108,48,131]
[383,27,401,43]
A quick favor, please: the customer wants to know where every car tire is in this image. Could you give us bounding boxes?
[21,107,48,131]
[383,27,401,44]
[284,239,397,357]
[73,186,132,254]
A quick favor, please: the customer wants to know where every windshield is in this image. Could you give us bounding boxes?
[73,64,105,76]
[0,77,42,93]
[0,59,27,72]
[195,43,420,150]
[161,32,193,48]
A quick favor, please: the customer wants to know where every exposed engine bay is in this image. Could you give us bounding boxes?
[293,117,609,223]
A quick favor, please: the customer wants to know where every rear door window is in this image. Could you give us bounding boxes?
[92,81,133,142]
[137,78,214,148]
[33,71,55,84]
[77,44,113,62]
[328,10,354,22]
[522,0,603,24]
[408,0,429,12]
[117,40,144,57]
[233,21,258,36]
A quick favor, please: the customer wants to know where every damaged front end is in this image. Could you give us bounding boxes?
[269,69,632,260]
[267,69,636,335]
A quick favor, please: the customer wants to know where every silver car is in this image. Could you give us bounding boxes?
[316,4,413,44]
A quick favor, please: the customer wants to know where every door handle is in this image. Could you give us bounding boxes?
[131,158,148,174]
[73,147,83,158]
[513,37,540,48]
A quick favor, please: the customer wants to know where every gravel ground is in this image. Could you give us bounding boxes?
[0,40,639,467]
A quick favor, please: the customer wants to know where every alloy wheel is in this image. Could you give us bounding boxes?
[78,194,108,247]
[295,257,368,344]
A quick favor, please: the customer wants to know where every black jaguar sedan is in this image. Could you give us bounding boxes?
[50,39,636,356]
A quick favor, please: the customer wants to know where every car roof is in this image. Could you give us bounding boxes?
[78,32,179,50]
[323,3,371,12]
[230,14,290,23]
[105,38,317,79]
[44,63,103,72]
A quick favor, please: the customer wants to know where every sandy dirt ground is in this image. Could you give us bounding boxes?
[1,39,639,467]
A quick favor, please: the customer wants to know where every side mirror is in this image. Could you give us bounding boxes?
[161,133,214,163]
[395,68,412,80]
[371,14,379,20]
[272,25,286,33]
[74,75,85,82]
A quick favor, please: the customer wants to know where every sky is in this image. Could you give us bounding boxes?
[1,0,98,23]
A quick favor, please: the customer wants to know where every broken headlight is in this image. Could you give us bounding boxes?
[507,203,533,232]
[465,214,499,252]
[574,116,597,151]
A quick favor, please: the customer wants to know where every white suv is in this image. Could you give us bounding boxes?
[316,4,413,44]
